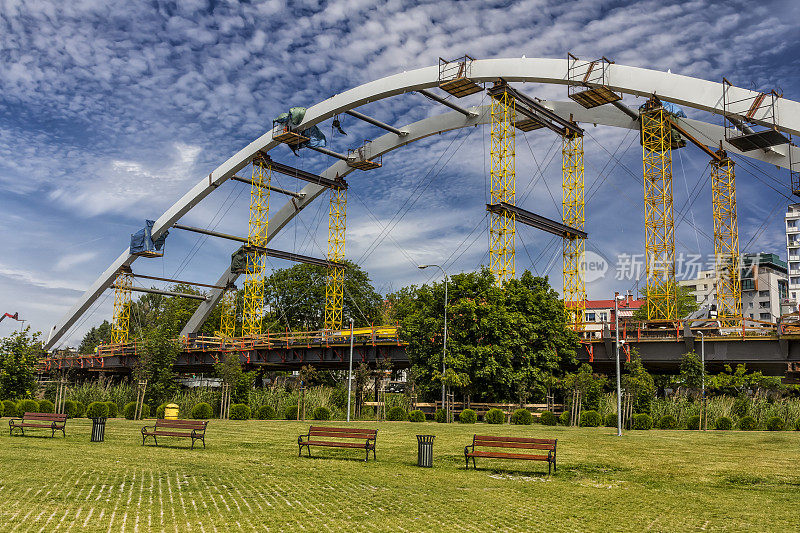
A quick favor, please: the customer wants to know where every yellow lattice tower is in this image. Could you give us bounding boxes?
[641,102,677,320]
[711,154,741,326]
[489,84,516,284]
[218,288,237,338]
[324,186,347,331]
[111,271,132,344]
[562,132,586,330]
[242,154,271,337]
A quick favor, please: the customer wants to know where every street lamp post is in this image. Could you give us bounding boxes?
[346,317,354,423]
[614,292,624,437]
[419,264,448,407]
[699,330,705,430]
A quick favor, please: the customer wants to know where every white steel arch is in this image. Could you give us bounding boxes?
[44,58,800,350]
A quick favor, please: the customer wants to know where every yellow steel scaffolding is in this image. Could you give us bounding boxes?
[111,270,132,344]
[489,84,516,284]
[325,187,347,330]
[218,288,237,338]
[711,153,741,325]
[242,155,271,336]
[562,132,586,329]
[641,101,677,320]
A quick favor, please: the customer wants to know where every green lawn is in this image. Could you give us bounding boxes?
[0,418,798,531]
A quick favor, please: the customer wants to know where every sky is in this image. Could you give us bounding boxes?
[1,0,799,347]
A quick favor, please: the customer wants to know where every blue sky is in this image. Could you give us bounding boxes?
[1,0,799,346]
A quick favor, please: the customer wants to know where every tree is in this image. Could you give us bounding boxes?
[621,350,655,414]
[134,326,179,406]
[78,320,112,353]
[0,328,42,399]
[632,282,699,321]
[561,363,607,412]
[679,351,704,393]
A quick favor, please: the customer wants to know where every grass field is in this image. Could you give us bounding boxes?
[1,418,799,532]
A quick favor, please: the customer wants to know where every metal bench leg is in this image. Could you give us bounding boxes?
[472,457,476,469]
[365,447,369,462]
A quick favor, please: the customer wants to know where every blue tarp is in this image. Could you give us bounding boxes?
[130,220,168,256]
[662,101,686,118]
[274,107,327,151]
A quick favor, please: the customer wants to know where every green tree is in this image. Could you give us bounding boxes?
[561,363,607,412]
[679,351,704,393]
[78,320,112,353]
[632,282,699,321]
[621,350,655,414]
[214,352,254,404]
[0,328,42,399]
[134,326,179,406]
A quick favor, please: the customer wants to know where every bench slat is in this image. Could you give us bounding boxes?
[19,413,67,421]
[309,431,376,439]
[467,451,551,461]
[309,426,376,435]
[474,441,555,450]
[305,440,372,448]
[473,435,555,445]
[144,431,194,437]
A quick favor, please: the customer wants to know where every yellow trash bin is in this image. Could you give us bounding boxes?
[164,403,179,420]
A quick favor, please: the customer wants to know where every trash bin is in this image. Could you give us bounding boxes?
[416,435,435,467]
[164,403,179,420]
[91,417,107,442]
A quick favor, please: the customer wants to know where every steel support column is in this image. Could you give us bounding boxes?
[325,187,347,330]
[711,154,741,326]
[489,85,516,284]
[562,132,586,329]
[242,155,271,336]
[110,271,132,344]
[218,289,237,338]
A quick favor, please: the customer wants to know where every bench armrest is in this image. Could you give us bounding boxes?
[298,434,309,444]
[464,444,474,454]
[141,425,156,434]
[9,418,23,425]
[191,428,205,438]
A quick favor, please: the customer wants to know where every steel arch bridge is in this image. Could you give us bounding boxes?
[42,57,800,376]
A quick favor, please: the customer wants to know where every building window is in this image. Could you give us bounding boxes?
[758,290,770,297]
[585,312,596,322]
[759,301,770,308]
[598,312,608,322]
[748,302,754,308]
[760,313,771,320]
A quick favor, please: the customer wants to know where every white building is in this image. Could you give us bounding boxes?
[678,269,716,307]
[785,203,800,306]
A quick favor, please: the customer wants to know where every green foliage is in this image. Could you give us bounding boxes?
[511,408,532,425]
[313,406,331,421]
[679,351,704,392]
[559,411,570,426]
[732,395,749,418]
[540,411,558,426]
[3,399,16,417]
[434,408,446,423]
[0,328,41,400]
[37,399,54,413]
[105,402,118,418]
[256,405,276,420]
[0,401,4,417]
[75,401,86,418]
[285,404,299,420]
[459,409,477,424]
[134,327,179,407]
[634,282,699,320]
[123,401,150,420]
[64,382,136,412]
[766,416,784,431]
[485,408,504,424]
[579,410,602,427]
[632,413,652,430]
[229,403,251,420]
[191,403,213,420]
[86,401,109,418]
[708,365,781,396]
[16,399,38,414]
[409,409,426,422]
[562,364,607,412]
[156,403,168,419]
[621,351,655,415]
[794,419,800,431]
[78,320,112,353]
[738,416,757,430]
[715,416,733,430]
[656,415,678,429]
[686,415,701,430]
[604,413,618,427]
[63,400,77,419]
[386,406,408,421]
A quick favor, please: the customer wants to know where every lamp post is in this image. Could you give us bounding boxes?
[614,292,625,437]
[419,264,448,407]
[698,330,705,430]
[346,317,354,423]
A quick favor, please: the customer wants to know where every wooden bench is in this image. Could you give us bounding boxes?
[465,435,557,474]
[9,412,67,438]
[298,426,377,462]
[141,419,208,449]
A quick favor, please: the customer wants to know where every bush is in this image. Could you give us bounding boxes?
[123,402,150,420]
[156,403,168,420]
[579,410,602,427]
[63,400,77,419]
[459,409,477,424]
[604,413,618,427]
[285,404,298,420]
[37,399,55,413]
[75,401,86,418]
[434,408,446,423]
[313,406,332,421]
[86,401,109,419]
[386,406,408,421]
[738,416,757,431]
[715,416,733,430]
[105,402,119,418]
[559,411,571,426]
[3,399,16,417]
[409,409,426,422]
[485,408,505,425]
[511,408,532,425]
[795,419,800,431]
[656,414,678,430]
[256,405,276,420]
[0,401,4,417]
[540,411,558,426]
[191,402,213,420]
[766,416,784,431]
[631,413,652,430]
[229,403,251,420]
[686,415,701,430]
[16,399,39,415]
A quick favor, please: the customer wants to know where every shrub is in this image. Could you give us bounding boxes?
[795,419,800,431]
[578,410,601,427]
[313,406,332,421]
[559,411,571,426]
[686,415,701,430]
[409,410,426,422]
[631,413,652,430]
[16,399,39,415]
[511,408,532,425]
[191,402,213,420]
[485,408,505,425]
[540,411,558,426]
[715,416,733,430]
[656,415,678,430]
[386,406,408,421]
[229,403,251,420]
[256,405,276,420]
[434,408,446,423]
[459,409,477,424]
[738,416,757,431]
[75,401,86,418]
[86,401,109,419]
[123,402,151,420]
[766,416,784,431]
[105,402,119,418]
[156,403,168,419]
[3,400,16,417]
[285,404,298,420]
[63,400,77,419]
[37,399,55,413]
[0,401,4,417]
[604,413,618,427]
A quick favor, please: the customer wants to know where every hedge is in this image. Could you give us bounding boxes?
[656,414,678,430]
[459,409,477,424]
[387,407,408,421]
[191,403,213,420]
[313,406,332,421]
[86,402,109,419]
[766,416,784,431]
[579,410,602,427]
[0,401,4,417]
[738,416,757,430]
[37,399,55,413]
[559,411,570,426]
[485,408,505,425]
[434,408,446,423]
[715,416,733,430]
[256,405,276,420]
[686,415,701,430]
[285,405,298,420]
[540,411,558,426]
[229,404,251,420]
[105,402,119,418]
[123,402,150,420]
[631,413,652,430]
[2,400,16,417]
[604,413,618,427]
[155,403,168,420]
[511,408,532,425]
[16,399,39,415]
[409,410,426,422]
[75,401,86,418]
